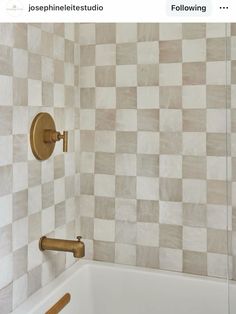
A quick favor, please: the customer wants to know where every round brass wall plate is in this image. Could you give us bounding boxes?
[30,112,56,161]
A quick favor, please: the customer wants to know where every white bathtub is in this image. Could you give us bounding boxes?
[13,260,236,314]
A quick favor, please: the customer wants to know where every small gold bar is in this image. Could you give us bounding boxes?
[45,293,71,314]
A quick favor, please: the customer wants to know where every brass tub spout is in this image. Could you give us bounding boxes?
[39,236,85,258]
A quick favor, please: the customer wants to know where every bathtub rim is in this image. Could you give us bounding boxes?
[12,259,236,314]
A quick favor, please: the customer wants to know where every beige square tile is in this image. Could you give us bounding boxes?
[207,229,227,254]
[116,176,136,199]
[95,196,115,220]
[207,133,227,156]
[183,203,206,228]
[138,64,158,86]
[137,109,159,131]
[117,43,137,65]
[183,156,206,179]
[96,109,115,130]
[94,240,114,262]
[159,224,182,249]
[95,152,115,175]
[96,24,116,44]
[183,62,206,85]
[96,66,115,87]
[159,40,182,63]
[80,131,94,152]
[138,23,159,41]
[159,86,182,109]
[137,154,159,177]
[80,45,95,66]
[117,87,137,109]
[160,132,182,155]
[79,66,95,88]
[115,221,136,245]
[207,38,227,61]
[116,131,137,153]
[182,39,206,62]
[159,178,182,202]
[183,23,206,39]
[14,24,27,49]
[207,180,228,205]
[80,174,94,195]
[159,63,182,86]
[183,251,207,276]
[0,45,12,76]
[137,200,159,223]
[136,245,159,268]
[183,109,206,132]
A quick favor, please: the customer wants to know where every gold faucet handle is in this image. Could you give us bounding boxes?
[62,131,68,152]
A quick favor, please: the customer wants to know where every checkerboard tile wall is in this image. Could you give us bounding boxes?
[0,23,80,312]
[79,23,234,280]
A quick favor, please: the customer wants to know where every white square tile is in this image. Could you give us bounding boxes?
[137,222,159,246]
[28,79,42,106]
[137,87,159,109]
[159,201,182,225]
[96,87,116,109]
[115,154,137,176]
[54,178,65,204]
[54,84,65,107]
[182,39,206,62]
[207,157,227,180]
[0,75,13,106]
[13,49,28,78]
[207,109,227,133]
[207,253,228,278]
[0,195,12,228]
[80,110,95,130]
[41,158,54,184]
[207,204,228,230]
[183,133,206,156]
[94,174,115,197]
[95,131,115,153]
[116,109,137,131]
[0,254,13,289]
[206,24,227,38]
[94,218,115,242]
[137,42,159,64]
[159,155,182,178]
[53,35,65,61]
[116,23,137,43]
[159,63,182,86]
[13,217,28,251]
[182,85,206,108]
[159,24,182,40]
[160,109,182,132]
[116,65,137,87]
[183,179,206,203]
[137,176,159,200]
[96,44,116,66]
[159,248,182,272]
[13,107,28,134]
[28,185,42,215]
[115,243,136,265]
[13,162,28,192]
[79,24,95,45]
[13,274,28,309]
[42,206,55,235]
[115,198,137,222]
[27,240,43,271]
[0,136,12,166]
[207,61,230,85]
[137,131,159,154]
[183,226,207,252]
